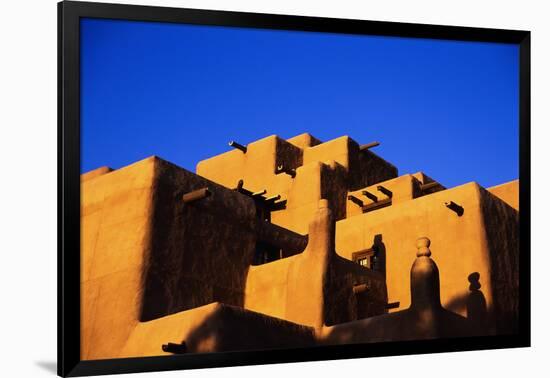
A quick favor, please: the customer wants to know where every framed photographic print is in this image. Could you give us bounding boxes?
[58,1,530,376]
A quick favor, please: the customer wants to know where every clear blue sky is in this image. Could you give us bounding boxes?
[80,18,519,188]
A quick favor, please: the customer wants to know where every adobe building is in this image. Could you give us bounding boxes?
[80,133,519,360]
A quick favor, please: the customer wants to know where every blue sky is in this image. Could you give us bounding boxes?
[80,18,519,188]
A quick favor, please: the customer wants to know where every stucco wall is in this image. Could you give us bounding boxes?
[82,157,262,359]
[488,179,519,211]
[140,158,259,320]
[335,181,518,334]
[81,157,157,360]
[81,133,519,359]
[246,200,387,327]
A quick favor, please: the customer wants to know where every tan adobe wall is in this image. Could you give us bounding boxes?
[197,133,396,234]
[81,155,389,359]
[81,157,260,359]
[335,181,519,334]
[81,157,157,360]
[488,179,519,210]
[80,133,519,358]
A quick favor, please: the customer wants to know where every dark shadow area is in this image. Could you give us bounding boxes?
[444,271,488,336]
[252,220,308,265]
[35,361,57,374]
[140,166,256,322]
[444,293,468,314]
[253,241,282,265]
[351,147,398,191]
[328,254,388,323]
[467,272,488,333]
[479,188,520,334]
[372,234,386,277]
[180,304,315,354]
[322,240,475,345]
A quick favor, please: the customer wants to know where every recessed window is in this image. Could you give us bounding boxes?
[358,257,370,268]
[352,248,375,269]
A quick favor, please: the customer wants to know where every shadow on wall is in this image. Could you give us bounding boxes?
[318,237,480,346]
[168,237,484,353]
[372,234,386,277]
[445,272,489,335]
[169,304,316,354]
[138,165,260,322]
[466,272,489,333]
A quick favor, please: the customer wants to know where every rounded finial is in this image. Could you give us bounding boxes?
[468,272,481,291]
[416,237,431,257]
[410,238,441,309]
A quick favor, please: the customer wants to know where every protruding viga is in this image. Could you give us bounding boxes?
[320,237,471,344]
[80,132,519,358]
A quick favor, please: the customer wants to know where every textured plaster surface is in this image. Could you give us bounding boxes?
[80,133,519,359]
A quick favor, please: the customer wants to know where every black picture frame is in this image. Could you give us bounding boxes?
[58,1,531,376]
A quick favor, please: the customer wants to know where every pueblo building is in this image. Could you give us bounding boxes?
[80,133,519,360]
